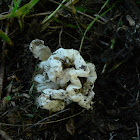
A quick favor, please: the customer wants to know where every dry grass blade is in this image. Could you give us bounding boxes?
[0,129,13,140]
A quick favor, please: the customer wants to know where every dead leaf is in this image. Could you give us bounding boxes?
[65,118,75,135]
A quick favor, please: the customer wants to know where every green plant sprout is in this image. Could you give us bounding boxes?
[110,38,115,50]
[5,96,12,101]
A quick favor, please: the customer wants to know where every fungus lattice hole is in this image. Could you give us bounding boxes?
[79,77,87,85]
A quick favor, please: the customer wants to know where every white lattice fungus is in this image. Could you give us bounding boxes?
[30,39,97,112]
[36,89,66,112]
[29,39,52,61]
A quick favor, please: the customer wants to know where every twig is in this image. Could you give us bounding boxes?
[0,23,10,100]
[135,122,140,139]
[17,109,85,137]
[57,27,63,48]
[0,129,13,140]
[136,66,140,103]
[0,108,70,127]
[25,11,52,18]
[0,108,85,128]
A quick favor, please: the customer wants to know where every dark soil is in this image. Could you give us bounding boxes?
[0,0,140,140]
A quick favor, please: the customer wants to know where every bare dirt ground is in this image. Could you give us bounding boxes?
[0,0,140,139]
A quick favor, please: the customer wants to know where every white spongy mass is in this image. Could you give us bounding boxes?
[30,39,97,112]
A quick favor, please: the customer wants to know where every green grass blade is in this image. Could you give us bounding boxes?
[0,0,39,20]
[0,30,13,46]
[98,0,110,14]
[42,0,67,24]
[53,17,78,28]
[109,60,126,72]
[75,7,94,14]
[12,0,22,12]
[9,0,39,18]
[79,1,119,52]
